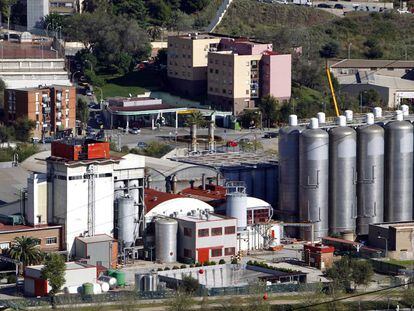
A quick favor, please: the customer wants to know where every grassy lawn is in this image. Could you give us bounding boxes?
[99,70,163,99]
[387,259,414,267]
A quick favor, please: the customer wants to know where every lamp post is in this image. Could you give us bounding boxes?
[71,70,81,82]
[378,235,388,258]
[348,42,353,59]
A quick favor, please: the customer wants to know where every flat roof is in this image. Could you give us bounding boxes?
[0,223,61,234]
[28,261,94,271]
[330,59,414,69]
[76,234,114,243]
[0,41,59,59]
[108,97,159,102]
[372,221,414,229]
[173,152,278,168]
[177,212,233,223]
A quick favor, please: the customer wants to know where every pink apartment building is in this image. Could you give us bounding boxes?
[167,34,291,115]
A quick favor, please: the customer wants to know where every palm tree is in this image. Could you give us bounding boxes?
[187,111,205,127]
[8,236,44,270]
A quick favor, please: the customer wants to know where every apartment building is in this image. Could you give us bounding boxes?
[167,34,291,115]
[4,85,76,140]
[167,34,220,97]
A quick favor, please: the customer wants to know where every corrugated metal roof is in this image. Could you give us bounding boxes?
[330,59,414,69]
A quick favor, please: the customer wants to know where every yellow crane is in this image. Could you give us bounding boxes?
[326,64,340,117]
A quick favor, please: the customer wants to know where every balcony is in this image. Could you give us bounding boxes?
[42,107,51,114]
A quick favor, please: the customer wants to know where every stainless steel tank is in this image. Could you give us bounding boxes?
[155,218,178,263]
[329,116,357,235]
[118,196,136,247]
[114,180,125,200]
[278,115,302,226]
[356,119,384,235]
[384,115,413,222]
[299,118,329,240]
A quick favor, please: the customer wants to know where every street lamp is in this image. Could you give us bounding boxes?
[71,70,81,82]
[378,235,388,258]
[348,42,353,59]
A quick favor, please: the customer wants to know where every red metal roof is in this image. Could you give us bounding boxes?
[181,185,226,202]
[145,188,183,212]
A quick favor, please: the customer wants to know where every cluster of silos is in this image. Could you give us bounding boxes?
[278,106,414,240]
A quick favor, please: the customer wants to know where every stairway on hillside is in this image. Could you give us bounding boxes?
[206,0,233,33]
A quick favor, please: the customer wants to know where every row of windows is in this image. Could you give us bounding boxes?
[183,247,236,258]
[55,173,113,180]
[0,236,57,249]
[195,226,236,238]
[209,87,233,95]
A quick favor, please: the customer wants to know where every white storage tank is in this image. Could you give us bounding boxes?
[155,218,178,263]
[225,182,247,230]
[117,196,136,247]
[98,276,117,289]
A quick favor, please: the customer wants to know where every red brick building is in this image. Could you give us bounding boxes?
[303,243,335,271]
[4,85,76,140]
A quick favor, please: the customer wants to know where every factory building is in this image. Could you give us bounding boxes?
[278,107,414,242]
[176,213,237,264]
[368,222,414,260]
[26,139,145,257]
[74,234,118,269]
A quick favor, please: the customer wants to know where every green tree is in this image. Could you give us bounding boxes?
[13,118,35,142]
[147,0,172,26]
[186,111,206,127]
[180,0,209,14]
[130,141,173,158]
[0,0,17,33]
[155,48,168,67]
[112,0,147,24]
[239,110,261,129]
[167,290,195,311]
[258,95,280,128]
[180,275,200,294]
[359,89,384,108]
[41,253,66,298]
[0,126,13,144]
[76,98,89,131]
[403,285,414,311]
[43,13,66,32]
[167,11,194,34]
[147,25,162,41]
[319,41,339,58]
[8,236,43,269]
[350,259,373,290]
[82,0,110,13]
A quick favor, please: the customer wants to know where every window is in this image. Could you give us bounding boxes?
[184,227,192,237]
[224,247,235,256]
[225,226,236,234]
[211,248,222,257]
[211,227,222,236]
[215,69,219,74]
[209,68,213,73]
[184,248,192,257]
[222,89,226,94]
[46,237,57,245]
[98,173,112,178]
[246,90,250,95]
[68,175,83,180]
[198,228,209,237]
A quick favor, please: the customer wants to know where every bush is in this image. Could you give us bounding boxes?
[210,261,216,265]
[189,264,195,268]
[84,69,105,87]
[6,274,16,284]
[180,264,187,269]
[219,259,226,264]
[120,145,130,153]
[180,275,200,294]
[172,266,179,270]
[164,267,170,271]
[231,258,238,264]
[157,268,163,271]
[195,262,201,267]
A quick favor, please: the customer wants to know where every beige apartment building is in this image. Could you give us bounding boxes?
[208,51,262,114]
[167,34,220,97]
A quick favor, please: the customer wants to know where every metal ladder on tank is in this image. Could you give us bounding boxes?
[86,165,96,236]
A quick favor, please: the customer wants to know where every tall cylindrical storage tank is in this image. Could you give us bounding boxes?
[114,181,125,200]
[384,115,413,222]
[278,115,302,226]
[356,120,384,235]
[226,191,247,229]
[118,196,136,247]
[299,119,329,240]
[155,218,178,263]
[329,116,357,236]
[128,180,140,204]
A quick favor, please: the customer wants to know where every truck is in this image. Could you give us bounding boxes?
[293,0,312,6]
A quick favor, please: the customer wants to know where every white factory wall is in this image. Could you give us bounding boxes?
[47,162,115,254]
[27,173,47,226]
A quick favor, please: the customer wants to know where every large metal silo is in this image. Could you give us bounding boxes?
[384,112,413,222]
[299,118,329,240]
[278,115,302,226]
[356,114,384,235]
[329,116,357,236]
[118,196,136,247]
[114,180,125,200]
[155,218,178,263]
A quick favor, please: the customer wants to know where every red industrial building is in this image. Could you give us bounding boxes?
[51,139,110,161]
[303,243,335,271]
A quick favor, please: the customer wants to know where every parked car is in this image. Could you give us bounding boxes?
[42,136,54,143]
[317,3,332,8]
[239,138,251,144]
[334,3,344,9]
[137,142,148,148]
[86,90,93,96]
[129,128,141,135]
[263,132,278,139]
[227,140,238,147]
[87,128,96,136]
